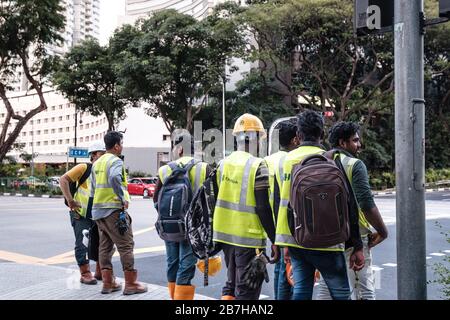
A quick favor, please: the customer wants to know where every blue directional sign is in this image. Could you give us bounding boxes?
[68,147,89,158]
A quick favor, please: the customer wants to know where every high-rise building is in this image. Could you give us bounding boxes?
[123,0,242,24]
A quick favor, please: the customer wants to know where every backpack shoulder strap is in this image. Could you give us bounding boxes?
[76,163,92,190]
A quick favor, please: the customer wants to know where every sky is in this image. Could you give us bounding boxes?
[99,0,126,45]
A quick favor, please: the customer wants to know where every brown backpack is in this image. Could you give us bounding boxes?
[289,151,350,248]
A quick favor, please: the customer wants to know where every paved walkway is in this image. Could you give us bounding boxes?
[0,263,213,300]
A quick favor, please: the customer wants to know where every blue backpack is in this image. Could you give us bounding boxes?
[156,159,197,242]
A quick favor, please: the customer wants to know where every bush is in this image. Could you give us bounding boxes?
[428,222,450,300]
[369,168,450,190]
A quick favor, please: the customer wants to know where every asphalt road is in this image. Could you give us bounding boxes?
[0,192,449,300]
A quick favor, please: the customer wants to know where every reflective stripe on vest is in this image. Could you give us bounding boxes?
[92,153,130,210]
[158,156,207,193]
[274,146,345,251]
[339,154,372,233]
[265,151,287,220]
[213,151,267,249]
[73,178,90,217]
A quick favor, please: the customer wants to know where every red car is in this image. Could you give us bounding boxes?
[127,177,157,197]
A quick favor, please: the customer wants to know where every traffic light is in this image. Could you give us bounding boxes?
[354,0,394,36]
[440,0,450,18]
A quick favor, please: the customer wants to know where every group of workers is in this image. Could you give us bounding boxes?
[61,109,388,300]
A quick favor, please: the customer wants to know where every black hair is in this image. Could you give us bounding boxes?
[104,131,123,150]
[328,121,360,148]
[296,110,324,142]
[276,118,297,149]
[174,132,195,155]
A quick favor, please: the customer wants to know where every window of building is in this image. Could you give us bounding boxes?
[22,132,26,137]
[66,127,70,132]
[59,105,63,109]
[58,128,63,133]
[163,134,170,141]
[58,140,63,144]
[86,136,90,142]
[51,140,55,145]
[29,131,33,136]
[37,119,41,124]
[58,116,63,121]
[36,130,41,135]
[51,117,55,122]
[44,118,48,123]
[29,142,33,147]
[80,137,84,143]
[65,139,70,144]
[86,124,90,129]
[36,142,40,146]
[44,129,48,134]
[44,141,48,146]
[96,120,99,126]
[51,129,56,134]
[51,106,56,111]
[66,115,70,120]
[80,125,84,130]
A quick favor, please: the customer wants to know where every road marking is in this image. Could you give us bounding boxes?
[444,250,450,254]
[430,253,446,257]
[0,250,44,265]
[382,263,397,267]
[372,266,384,271]
[259,294,269,300]
[133,226,155,236]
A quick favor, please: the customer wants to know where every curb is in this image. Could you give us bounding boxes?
[373,187,450,197]
[0,192,64,198]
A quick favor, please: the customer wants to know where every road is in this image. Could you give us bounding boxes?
[0,192,449,300]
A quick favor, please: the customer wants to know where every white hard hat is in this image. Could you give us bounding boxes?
[88,141,106,154]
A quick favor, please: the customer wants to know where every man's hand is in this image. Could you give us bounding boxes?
[349,248,365,271]
[68,199,81,213]
[123,201,129,210]
[283,247,291,265]
[368,232,387,248]
[270,244,280,263]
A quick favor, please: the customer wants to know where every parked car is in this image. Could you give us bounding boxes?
[127,177,157,197]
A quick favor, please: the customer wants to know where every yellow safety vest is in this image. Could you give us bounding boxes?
[264,151,287,218]
[275,145,345,252]
[213,151,267,249]
[73,176,90,218]
[92,153,130,210]
[339,154,371,234]
[158,156,208,193]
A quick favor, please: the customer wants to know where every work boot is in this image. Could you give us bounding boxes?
[79,264,97,285]
[174,284,195,300]
[101,269,121,294]
[123,270,148,295]
[221,295,235,300]
[94,262,102,281]
[168,282,176,300]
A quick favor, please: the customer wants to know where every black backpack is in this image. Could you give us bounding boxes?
[64,163,92,208]
[185,168,221,286]
[155,159,198,242]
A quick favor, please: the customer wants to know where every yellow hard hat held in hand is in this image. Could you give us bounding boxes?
[233,113,266,138]
[196,256,222,276]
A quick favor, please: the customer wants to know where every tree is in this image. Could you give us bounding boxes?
[53,39,129,131]
[112,3,246,132]
[0,0,65,162]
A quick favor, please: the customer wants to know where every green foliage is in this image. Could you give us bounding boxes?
[428,222,450,300]
[53,39,129,131]
[112,3,246,132]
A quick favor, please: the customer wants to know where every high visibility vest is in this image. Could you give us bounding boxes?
[264,151,287,218]
[92,153,130,210]
[339,154,372,234]
[158,156,208,193]
[73,176,90,218]
[213,151,267,249]
[275,145,345,252]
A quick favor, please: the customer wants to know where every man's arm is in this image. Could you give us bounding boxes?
[352,161,388,247]
[108,159,127,209]
[60,164,86,213]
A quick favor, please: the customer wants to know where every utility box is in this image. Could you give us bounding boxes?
[354,0,394,36]
[440,0,450,18]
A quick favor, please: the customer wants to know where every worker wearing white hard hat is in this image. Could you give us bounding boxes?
[59,140,106,285]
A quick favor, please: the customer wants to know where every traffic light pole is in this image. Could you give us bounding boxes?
[394,0,427,300]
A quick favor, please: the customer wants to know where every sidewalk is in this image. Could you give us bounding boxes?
[0,263,213,300]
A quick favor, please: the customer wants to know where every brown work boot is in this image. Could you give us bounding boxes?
[123,270,148,295]
[101,269,122,294]
[174,284,195,300]
[79,264,97,285]
[94,262,102,281]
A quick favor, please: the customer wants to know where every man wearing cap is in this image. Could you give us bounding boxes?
[60,141,106,285]
[213,113,279,300]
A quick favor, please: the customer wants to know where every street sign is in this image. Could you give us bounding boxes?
[354,0,394,36]
[440,0,450,17]
[68,147,89,158]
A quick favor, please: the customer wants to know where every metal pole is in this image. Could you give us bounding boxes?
[31,120,34,177]
[222,76,226,159]
[74,108,77,165]
[394,0,427,300]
